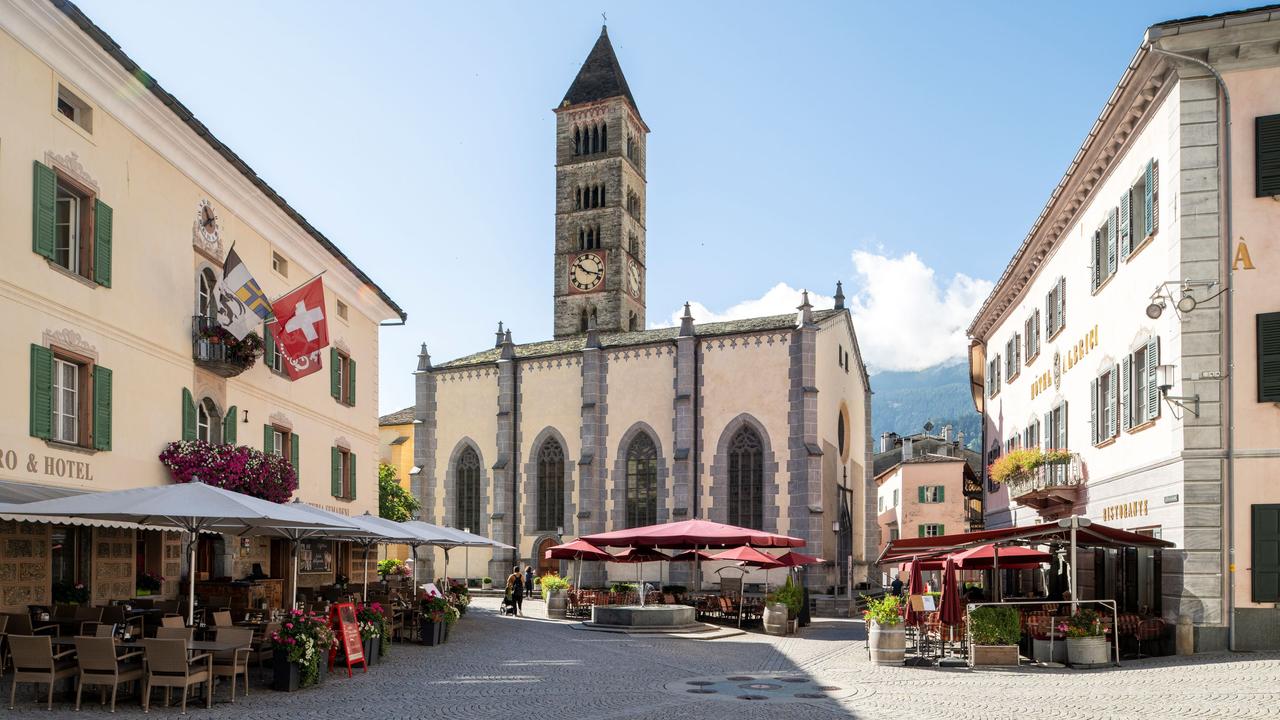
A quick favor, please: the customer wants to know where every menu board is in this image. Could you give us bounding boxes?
[330,602,366,676]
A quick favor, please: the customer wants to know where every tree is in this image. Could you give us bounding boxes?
[378,463,420,522]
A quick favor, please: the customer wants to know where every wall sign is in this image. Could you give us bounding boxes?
[1030,325,1099,400]
[0,445,94,481]
[329,602,366,677]
[1233,239,1255,270]
[1102,499,1148,522]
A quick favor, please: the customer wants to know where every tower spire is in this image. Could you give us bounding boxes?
[561,25,640,117]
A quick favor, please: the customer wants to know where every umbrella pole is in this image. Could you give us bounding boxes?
[993,545,1000,603]
[362,543,370,602]
[292,540,300,610]
[186,530,198,627]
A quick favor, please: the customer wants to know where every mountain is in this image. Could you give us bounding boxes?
[869,361,982,451]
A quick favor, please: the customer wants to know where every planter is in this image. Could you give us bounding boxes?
[762,603,789,636]
[867,620,906,665]
[971,644,1020,667]
[546,589,567,619]
[789,618,798,634]
[1067,636,1111,667]
[272,648,300,692]
[418,618,443,646]
[482,580,492,590]
[443,622,452,643]
[362,638,378,665]
[1032,637,1068,664]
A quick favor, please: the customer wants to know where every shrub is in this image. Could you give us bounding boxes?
[969,606,1021,645]
[540,573,570,600]
[861,594,903,626]
[766,577,804,618]
[482,576,493,585]
[1060,608,1109,638]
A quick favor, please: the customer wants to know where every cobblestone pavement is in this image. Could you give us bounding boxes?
[8,597,1280,719]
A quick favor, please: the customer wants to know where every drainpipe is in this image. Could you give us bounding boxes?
[1145,43,1235,652]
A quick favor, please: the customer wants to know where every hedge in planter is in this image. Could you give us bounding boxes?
[969,606,1021,667]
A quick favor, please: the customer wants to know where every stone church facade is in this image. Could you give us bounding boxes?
[411,28,876,592]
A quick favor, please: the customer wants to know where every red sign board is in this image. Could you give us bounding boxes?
[329,602,366,676]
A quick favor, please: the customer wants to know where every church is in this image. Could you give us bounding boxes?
[409,27,876,593]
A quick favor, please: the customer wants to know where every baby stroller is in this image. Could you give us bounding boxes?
[500,591,518,616]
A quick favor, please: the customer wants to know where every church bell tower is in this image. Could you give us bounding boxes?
[553,27,649,338]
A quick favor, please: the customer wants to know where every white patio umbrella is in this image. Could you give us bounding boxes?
[400,520,514,587]
[4,480,356,625]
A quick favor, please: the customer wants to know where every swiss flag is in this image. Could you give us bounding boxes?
[271,277,329,380]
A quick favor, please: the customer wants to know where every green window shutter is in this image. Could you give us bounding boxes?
[32,161,56,260]
[1258,313,1280,402]
[1057,277,1066,331]
[349,453,357,500]
[330,349,340,399]
[1257,114,1280,198]
[1090,378,1098,445]
[939,525,945,536]
[1143,159,1155,237]
[290,433,300,472]
[1146,337,1161,420]
[1252,504,1280,602]
[94,200,112,287]
[1107,365,1119,439]
[1091,229,1102,290]
[263,424,273,454]
[264,323,276,369]
[1119,189,1132,258]
[181,388,196,441]
[347,358,357,406]
[331,447,341,497]
[29,344,54,439]
[1106,209,1117,277]
[936,486,944,503]
[1043,411,1052,450]
[92,365,112,451]
[222,406,237,445]
[918,525,926,538]
[917,486,926,504]
[1121,356,1133,431]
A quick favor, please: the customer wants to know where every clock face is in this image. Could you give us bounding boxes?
[570,252,605,292]
[194,199,220,245]
[627,258,641,299]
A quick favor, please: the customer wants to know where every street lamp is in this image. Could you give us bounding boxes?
[1156,363,1201,418]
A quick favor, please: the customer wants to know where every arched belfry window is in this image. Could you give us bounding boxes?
[727,425,764,530]
[573,127,582,155]
[536,438,565,531]
[455,447,481,532]
[600,123,607,151]
[625,433,657,528]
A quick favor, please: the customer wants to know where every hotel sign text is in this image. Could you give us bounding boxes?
[1031,325,1099,400]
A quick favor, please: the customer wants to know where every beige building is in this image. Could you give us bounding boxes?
[969,6,1280,651]
[410,27,877,595]
[0,0,403,610]
[377,407,415,563]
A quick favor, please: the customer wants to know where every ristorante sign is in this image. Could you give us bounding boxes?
[1030,325,1099,400]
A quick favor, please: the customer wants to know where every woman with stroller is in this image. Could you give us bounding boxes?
[505,565,524,616]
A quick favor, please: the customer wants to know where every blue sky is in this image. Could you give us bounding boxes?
[73,0,1246,413]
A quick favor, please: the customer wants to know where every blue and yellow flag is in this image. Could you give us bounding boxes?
[216,247,272,340]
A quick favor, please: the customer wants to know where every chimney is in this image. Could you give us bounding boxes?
[956,430,966,449]
[880,432,892,453]
[941,424,952,442]
[902,437,914,459]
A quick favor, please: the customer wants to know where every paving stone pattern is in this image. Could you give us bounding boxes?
[8,597,1280,719]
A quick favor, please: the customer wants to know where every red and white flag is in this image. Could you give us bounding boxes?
[271,276,329,380]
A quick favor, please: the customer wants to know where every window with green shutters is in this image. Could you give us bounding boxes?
[222,406,238,444]
[30,343,111,451]
[32,160,111,286]
[918,486,944,503]
[181,388,197,441]
[330,350,356,406]
[1258,115,1280,197]
[919,524,944,537]
[1259,313,1280,402]
[331,446,356,499]
[263,323,286,376]
[1253,504,1280,603]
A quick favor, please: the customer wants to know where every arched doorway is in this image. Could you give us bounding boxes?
[535,537,558,578]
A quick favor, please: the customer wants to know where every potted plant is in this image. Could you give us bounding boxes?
[159,440,298,503]
[52,581,89,605]
[270,609,336,691]
[862,594,905,665]
[540,573,570,618]
[443,603,460,642]
[482,576,493,590]
[356,603,388,666]
[969,606,1021,666]
[764,577,803,635]
[136,571,164,597]
[377,558,405,582]
[1061,609,1112,667]
[418,594,448,646]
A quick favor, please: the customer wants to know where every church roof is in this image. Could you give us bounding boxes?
[436,309,843,370]
[561,27,640,116]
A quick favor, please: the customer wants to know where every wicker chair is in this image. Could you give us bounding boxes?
[211,611,233,628]
[160,615,186,630]
[8,635,78,710]
[141,639,212,713]
[73,636,143,712]
[211,627,254,703]
[156,627,195,642]
[248,622,280,669]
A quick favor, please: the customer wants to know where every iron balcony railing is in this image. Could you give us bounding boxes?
[192,314,228,363]
[1004,452,1084,498]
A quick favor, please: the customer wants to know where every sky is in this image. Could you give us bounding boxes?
[71,0,1248,414]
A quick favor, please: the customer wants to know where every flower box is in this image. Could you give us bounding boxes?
[972,644,1020,667]
[272,648,301,692]
[418,618,443,646]
[1067,636,1111,667]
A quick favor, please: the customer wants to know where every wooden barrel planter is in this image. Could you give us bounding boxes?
[868,620,906,665]
[762,603,789,636]
[546,590,567,619]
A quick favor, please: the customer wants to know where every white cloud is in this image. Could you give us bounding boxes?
[665,251,992,373]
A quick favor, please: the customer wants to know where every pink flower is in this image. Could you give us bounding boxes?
[285,623,294,629]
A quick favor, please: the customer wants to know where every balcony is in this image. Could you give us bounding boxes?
[1003,452,1083,519]
[192,315,262,378]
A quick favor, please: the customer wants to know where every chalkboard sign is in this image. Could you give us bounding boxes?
[329,602,366,676]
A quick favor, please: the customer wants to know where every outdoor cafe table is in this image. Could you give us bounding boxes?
[51,637,248,654]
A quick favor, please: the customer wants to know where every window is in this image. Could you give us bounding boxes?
[455,447,481,533]
[56,84,93,132]
[920,524,945,537]
[920,486,945,503]
[1258,115,1280,197]
[986,354,1001,398]
[51,525,93,588]
[574,123,608,155]
[536,438,565,531]
[264,425,295,464]
[727,425,764,530]
[889,528,900,541]
[1252,504,1280,602]
[628,312,638,332]
[1024,310,1041,363]
[1091,209,1118,292]
[626,190,642,219]
[331,350,356,406]
[51,357,80,444]
[577,225,601,251]
[837,411,847,458]
[331,446,356,500]
[1126,159,1159,251]
[198,268,218,321]
[1091,365,1119,445]
[33,345,110,451]
[33,162,111,286]
[1023,419,1040,449]
[272,251,288,277]
[1005,334,1021,381]
[628,231,639,256]
[196,398,221,444]
[1044,401,1069,483]
[264,323,284,375]
[878,495,885,513]
[625,434,658,528]
[892,488,899,507]
[1125,337,1161,428]
[1005,433,1020,454]
[1046,276,1066,338]
[336,300,348,321]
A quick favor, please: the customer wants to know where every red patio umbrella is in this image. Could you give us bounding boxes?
[903,556,926,627]
[670,549,717,562]
[951,543,1050,570]
[582,519,805,549]
[709,545,784,568]
[938,556,963,627]
[545,539,613,589]
[609,547,669,606]
[774,551,824,567]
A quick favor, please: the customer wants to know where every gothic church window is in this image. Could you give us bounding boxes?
[536,438,565,531]
[455,447,481,533]
[727,425,764,530]
[625,433,658,528]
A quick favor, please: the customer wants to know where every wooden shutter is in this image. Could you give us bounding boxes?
[918,525,926,538]
[264,323,276,369]
[1057,403,1068,449]
[1089,378,1098,445]
[1106,209,1118,277]
[1034,310,1041,354]
[223,406,237,444]
[937,486,945,503]
[29,344,54,439]
[1258,115,1280,197]
[1014,332,1022,369]
[1143,159,1156,237]
[939,524,945,536]
[1091,229,1102,290]
[1258,313,1280,402]
[1252,504,1280,602]
[94,200,112,287]
[1121,356,1133,431]
[290,433,300,473]
[347,358,357,406]
[1057,277,1066,331]
[918,486,926,503]
[331,447,342,497]
[181,388,196,441]
[263,424,274,454]
[32,161,57,260]
[1119,188,1132,258]
[92,365,112,451]
[1107,365,1119,439]
[330,348,340,399]
[1150,337,1163,415]
[349,453,357,500]
[1151,160,1159,232]
[1043,411,1052,450]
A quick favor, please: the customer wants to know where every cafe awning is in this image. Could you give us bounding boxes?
[878,517,1173,565]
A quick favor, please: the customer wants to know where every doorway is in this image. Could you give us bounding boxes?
[536,537,558,578]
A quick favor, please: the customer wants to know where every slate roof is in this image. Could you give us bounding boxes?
[562,27,640,117]
[872,434,982,478]
[436,310,842,369]
[378,406,415,426]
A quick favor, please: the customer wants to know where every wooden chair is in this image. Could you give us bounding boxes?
[8,635,78,710]
[141,639,212,713]
[211,627,254,703]
[156,627,195,642]
[73,636,143,712]
[160,616,186,630]
[211,611,233,628]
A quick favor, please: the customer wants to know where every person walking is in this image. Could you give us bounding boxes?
[525,565,536,600]
[506,565,524,616]
[890,575,904,597]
